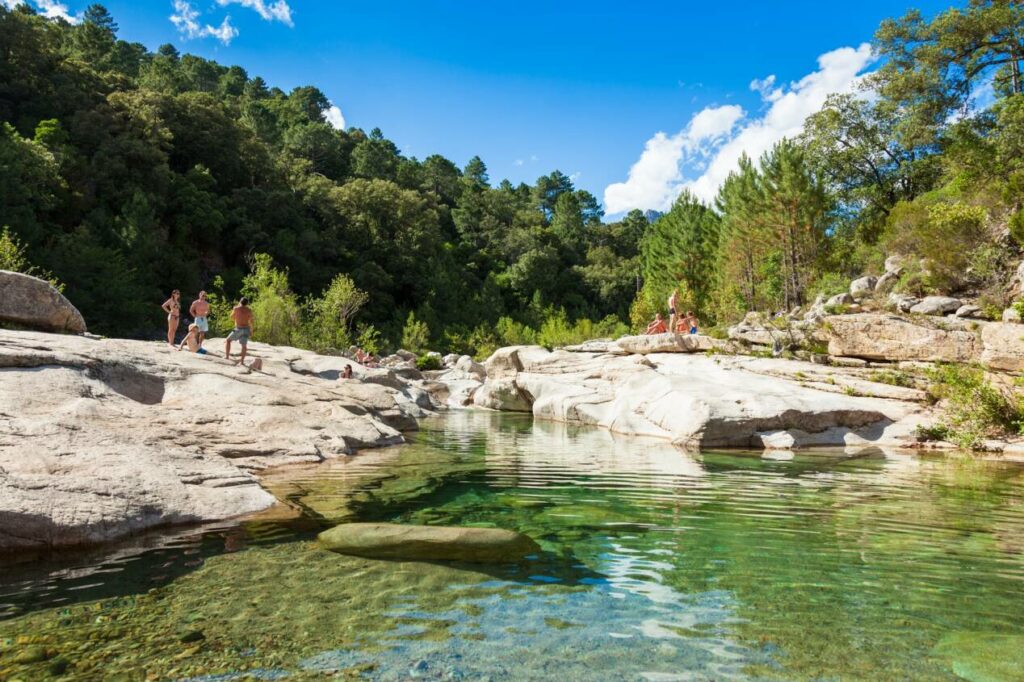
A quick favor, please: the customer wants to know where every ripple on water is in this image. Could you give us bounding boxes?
[1,410,1023,681]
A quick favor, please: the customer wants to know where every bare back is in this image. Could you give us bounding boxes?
[230,305,253,329]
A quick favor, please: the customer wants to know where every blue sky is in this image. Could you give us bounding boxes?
[22,0,956,215]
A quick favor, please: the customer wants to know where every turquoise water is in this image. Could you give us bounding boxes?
[2,411,1024,680]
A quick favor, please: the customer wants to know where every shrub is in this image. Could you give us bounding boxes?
[0,226,62,291]
[240,253,301,346]
[354,323,383,355]
[401,311,430,354]
[926,364,1024,448]
[416,353,441,371]
[868,370,915,388]
[301,273,369,352]
[495,316,538,346]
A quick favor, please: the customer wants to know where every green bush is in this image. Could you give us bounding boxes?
[401,311,431,354]
[0,226,62,291]
[926,364,1024,449]
[416,353,442,371]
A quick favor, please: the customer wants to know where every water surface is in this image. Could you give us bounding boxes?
[2,411,1023,681]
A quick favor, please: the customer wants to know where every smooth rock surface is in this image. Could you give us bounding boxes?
[849,276,877,300]
[615,333,714,354]
[318,522,540,563]
[0,329,428,550]
[0,270,87,334]
[954,304,983,319]
[875,270,901,294]
[1004,307,1022,323]
[909,296,962,316]
[478,345,926,450]
[826,314,980,362]
[980,322,1024,372]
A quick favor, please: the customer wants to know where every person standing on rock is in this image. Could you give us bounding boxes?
[224,297,254,366]
[161,290,181,346]
[189,291,210,344]
[667,289,680,334]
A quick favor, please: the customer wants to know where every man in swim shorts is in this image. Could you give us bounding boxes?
[189,290,210,343]
[225,297,254,365]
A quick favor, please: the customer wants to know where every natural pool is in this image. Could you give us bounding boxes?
[2,411,1024,681]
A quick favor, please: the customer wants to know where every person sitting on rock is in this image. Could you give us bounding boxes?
[685,310,700,335]
[646,313,668,335]
[177,323,208,355]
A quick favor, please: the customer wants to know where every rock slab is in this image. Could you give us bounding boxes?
[826,313,980,363]
[0,270,87,334]
[318,523,540,563]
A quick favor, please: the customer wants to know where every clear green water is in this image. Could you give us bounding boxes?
[2,411,1024,681]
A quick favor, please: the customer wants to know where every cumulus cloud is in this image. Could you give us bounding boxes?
[34,0,78,23]
[171,0,238,44]
[603,43,875,214]
[324,102,345,130]
[215,0,292,26]
[2,0,26,10]
[603,104,743,214]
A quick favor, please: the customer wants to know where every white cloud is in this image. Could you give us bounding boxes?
[325,102,345,130]
[2,0,26,10]
[34,0,78,23]
[171,0,238,44]
[603,43,875,214]
[514,159,524,167]
[215,0,292,26]
[603,104,743,214]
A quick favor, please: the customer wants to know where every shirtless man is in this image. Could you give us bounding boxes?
[646,313,668,335]
[685,310,700,335]
[189,291,210,344]
[161,289,181,346]
[224,297,254,365]
[667,289,680,335]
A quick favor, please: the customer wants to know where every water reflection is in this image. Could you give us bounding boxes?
[1,411,1023,681]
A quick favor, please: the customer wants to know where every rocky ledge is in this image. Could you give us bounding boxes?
[0,329,433,552]
[472,340,932,450]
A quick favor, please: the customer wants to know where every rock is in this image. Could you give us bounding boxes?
[884,255,905,273]
[454,355,486,381]
[849,276,877,300]
[827,293,855,307]
[614,333,713,354]
[825,313,980,363]
[394,349,416,361]
[442,353,460,368]
[933,632,1024,682]
[317,523,541,563]
[0,270,87,334]
[909,296,962,316]
[562,339,626,354]
[1004,307,1022,323]
[0,329,427,550]
[875,270,901,294]
[888,293,920,313]
[954,304,983,319]
[473,346,925,450]
[980,322,1024,372]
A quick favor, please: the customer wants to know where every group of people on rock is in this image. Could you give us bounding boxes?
[160,290,257,367]
[646,288,700,335]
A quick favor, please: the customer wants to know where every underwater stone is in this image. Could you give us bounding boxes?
[317,523,540,563]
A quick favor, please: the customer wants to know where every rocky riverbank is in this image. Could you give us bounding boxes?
[0,328,433,552]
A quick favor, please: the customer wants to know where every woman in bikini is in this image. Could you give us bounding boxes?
[161,289,181,346]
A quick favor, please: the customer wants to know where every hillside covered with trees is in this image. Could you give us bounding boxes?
[2,1,1024,357]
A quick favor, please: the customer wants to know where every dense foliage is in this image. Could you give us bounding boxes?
[0,4,644,352]
[4,1,1024,355]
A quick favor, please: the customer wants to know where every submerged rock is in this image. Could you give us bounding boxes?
[933,631,1024,682]
[317,522,540,563]
[0,270,87,334]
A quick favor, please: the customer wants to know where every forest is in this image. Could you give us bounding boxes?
[2,1,1023,357]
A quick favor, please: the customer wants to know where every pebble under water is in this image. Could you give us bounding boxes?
[2,411,1024,681]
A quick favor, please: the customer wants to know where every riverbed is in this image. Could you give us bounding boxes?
[2,411,1023,680]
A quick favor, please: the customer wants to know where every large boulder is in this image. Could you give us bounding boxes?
[888,293,920,313]
[1004,307,1022,323]
[317,523,540,563]
[980,322,1024,372]
[615,333,713,354]
[825,313,980,362]
[909,296,962,316]
[0,270,87,334]
[827,293,855,307]
[875,270,901,294]
[849,276,877,300]
[0,329,426,550]
[454,354,486,381]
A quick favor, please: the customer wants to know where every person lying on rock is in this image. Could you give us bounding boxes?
[646,313,668,335]
[225,297,254,365]
[177,323,208,355]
